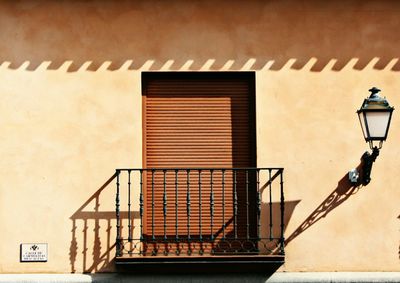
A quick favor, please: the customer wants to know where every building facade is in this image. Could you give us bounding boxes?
[1,0,400,275]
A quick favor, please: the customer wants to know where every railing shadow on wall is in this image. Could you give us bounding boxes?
[285,161,364,246]
[69,173,140,273]
[1,1,400,73]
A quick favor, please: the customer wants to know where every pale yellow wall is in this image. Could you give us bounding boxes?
[0,0,399,273]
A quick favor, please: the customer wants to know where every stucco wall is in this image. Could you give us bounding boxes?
[0,0,399,273]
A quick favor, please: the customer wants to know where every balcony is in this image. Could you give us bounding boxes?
[114,167,285,272]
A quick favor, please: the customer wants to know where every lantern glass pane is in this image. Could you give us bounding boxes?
[358,112,368,139]
[365,111,391,139]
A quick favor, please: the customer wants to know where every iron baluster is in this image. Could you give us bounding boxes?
[198,170,202,242]
[269,169,273,240]
[139,170,143,242]
[115,170,122,257]
[163,170,167,241]
[246,169,249,240]
[186,170,191,241]
[222,169,226,239]
[175,170,179,242]
[151,169,155,241]
[233,169,238,239]
[210,169,214,241]
[128,170,132,242]
[256,169,261,240]
[280,169,285,255]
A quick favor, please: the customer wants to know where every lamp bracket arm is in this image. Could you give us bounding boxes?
[361,146,380,185]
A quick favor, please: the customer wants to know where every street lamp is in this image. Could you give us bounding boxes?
[356,87,394,185]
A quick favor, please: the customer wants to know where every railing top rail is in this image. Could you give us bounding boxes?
[116,167,284,171]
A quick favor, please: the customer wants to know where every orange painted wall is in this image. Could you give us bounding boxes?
[0,0,399,273]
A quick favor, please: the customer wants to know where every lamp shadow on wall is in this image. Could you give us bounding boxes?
[1,1,400,73]
[285,162,365,246]
[69,173,139,273]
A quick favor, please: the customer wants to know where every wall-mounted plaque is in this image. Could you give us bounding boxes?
[20,243,48,262]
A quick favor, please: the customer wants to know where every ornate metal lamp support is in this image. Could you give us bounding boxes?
[350,87,394,185]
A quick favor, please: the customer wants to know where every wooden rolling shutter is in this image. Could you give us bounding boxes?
[143,72,256,241]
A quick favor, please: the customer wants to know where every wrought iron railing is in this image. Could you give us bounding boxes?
[115,168,285,257]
